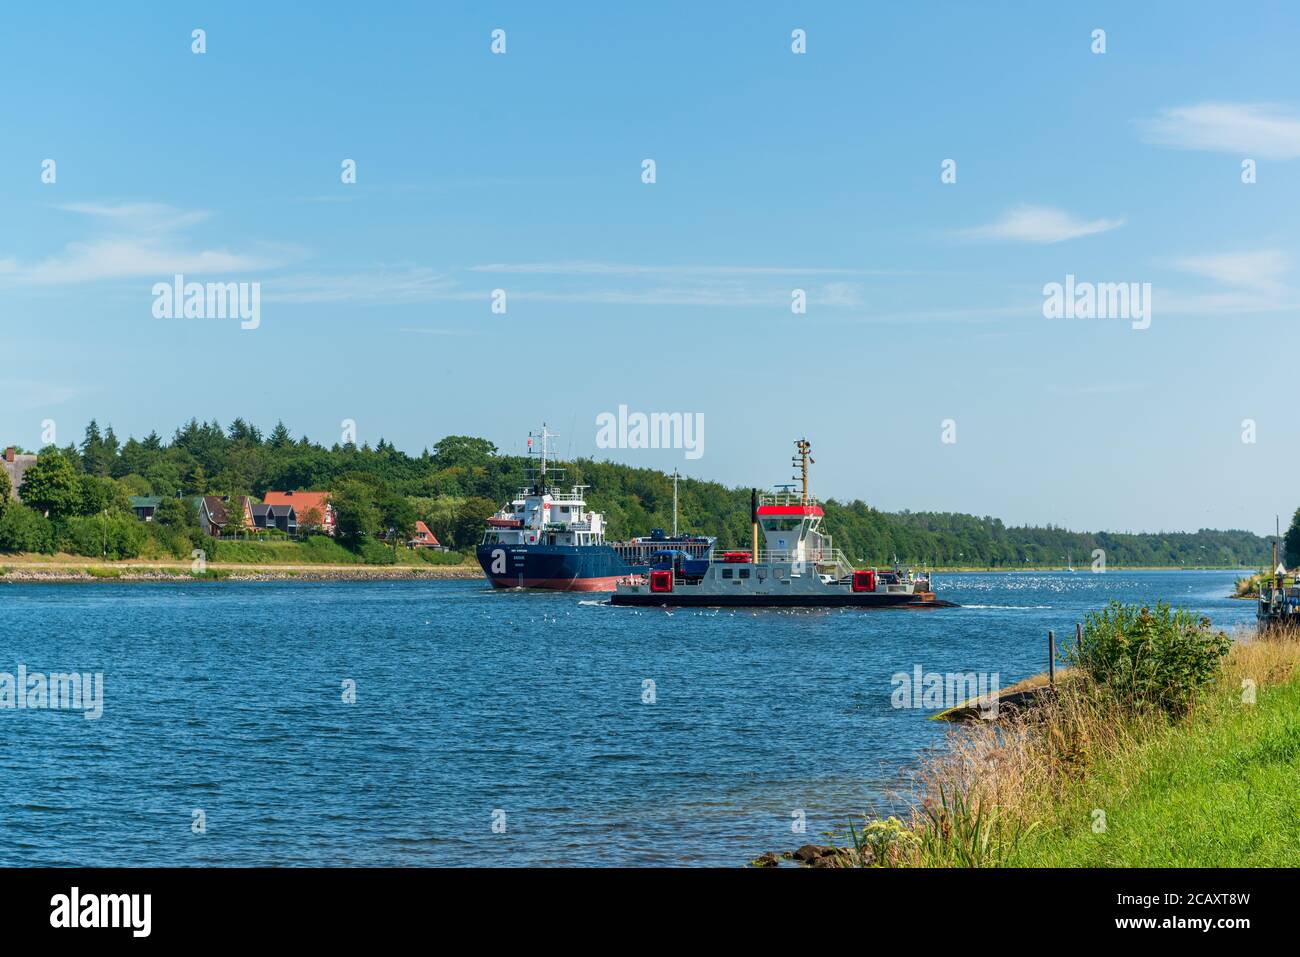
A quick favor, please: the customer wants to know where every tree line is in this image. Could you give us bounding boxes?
[0,418,1275,568]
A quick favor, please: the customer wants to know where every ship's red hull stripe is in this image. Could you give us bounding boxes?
[485,576,622,592]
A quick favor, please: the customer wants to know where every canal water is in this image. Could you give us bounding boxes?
[0,570,1253,865]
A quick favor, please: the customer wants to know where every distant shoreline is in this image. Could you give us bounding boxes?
[0,556,1250,584]
[0,557,482,583]
[922,565,1250,573]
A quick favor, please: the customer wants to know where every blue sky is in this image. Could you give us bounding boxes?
[1,2,1297,534]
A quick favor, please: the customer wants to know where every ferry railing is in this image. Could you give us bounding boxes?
[757,492,821,508]
[705,547,856,575]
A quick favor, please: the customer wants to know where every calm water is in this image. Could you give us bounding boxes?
[0,570,1253,866]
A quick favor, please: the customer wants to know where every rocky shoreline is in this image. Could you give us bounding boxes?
[751,845,868,868]
[0,564,484,583]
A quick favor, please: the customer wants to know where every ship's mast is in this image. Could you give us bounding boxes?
[672,468,679,537]
[793,438,814,504]
[527,423,557,495]
[540,423,548,490]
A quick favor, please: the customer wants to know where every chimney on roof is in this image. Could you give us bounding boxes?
[4,447,13,463]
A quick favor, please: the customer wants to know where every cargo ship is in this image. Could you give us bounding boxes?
[610,439,958,609]
[476,425,714,591]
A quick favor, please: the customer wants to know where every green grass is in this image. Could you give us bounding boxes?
[1007,678,1300,866]
[209,536,465,567]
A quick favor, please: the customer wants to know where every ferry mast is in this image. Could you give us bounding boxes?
[793,438,814,504]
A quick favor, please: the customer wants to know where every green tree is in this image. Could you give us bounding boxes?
[155,496,199,530]
[225,497,252,539]
[19,448,83,519]
[332,480,381,547]
[268,421,293,449]
[1282,508,1300,569]
[78,474,129,516]
[145,460,184,497]
[452,496,497,548]
[377,490,419,543]
[432,435,498,471]
[0,467,10,519]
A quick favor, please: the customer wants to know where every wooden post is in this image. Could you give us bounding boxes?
[1048,630,1056,691]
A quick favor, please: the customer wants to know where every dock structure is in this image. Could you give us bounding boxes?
[1256,539,1299,627]
[1258,578,1300,627]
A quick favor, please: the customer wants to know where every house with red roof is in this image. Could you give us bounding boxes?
[408,520,445,550]
[262,490,335,535]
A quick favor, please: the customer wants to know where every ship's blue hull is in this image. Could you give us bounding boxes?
[476,542,648,591]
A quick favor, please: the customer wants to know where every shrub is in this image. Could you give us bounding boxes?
[64,514,146,560]
[358,539,397,565]
[0,504,55,554]
[849,816,921,867]
[416,548,464,565]
[147,523,199,559]
[1068,601,1231,715]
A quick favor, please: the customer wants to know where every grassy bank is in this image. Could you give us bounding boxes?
[199,537,466,567]
[786,609,1300,869]
[1006,659,1300,866]
[0,541,470,568]
[0,551,481,582]
[914,624,1299,868]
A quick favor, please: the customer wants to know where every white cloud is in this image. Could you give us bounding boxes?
[1141,103,1300,159]
[465,261,886,277]
[814,282,863,306]
[0,377,90,411]
[261,268,462,304]
[1154,289,1297,317]
[2,202,283,284]
[11,239,275,284]
[957,205,1124,244]
[55,201,212,232]
[399,326,486,337]
[1171,249,1288,290]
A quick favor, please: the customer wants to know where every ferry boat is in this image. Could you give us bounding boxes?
[476,425,714,591]
[610,439,958,609]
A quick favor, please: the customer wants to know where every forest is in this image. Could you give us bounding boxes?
[0,418,1275,568]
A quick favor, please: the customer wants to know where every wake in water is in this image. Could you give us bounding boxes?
[961,604,1053,610]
